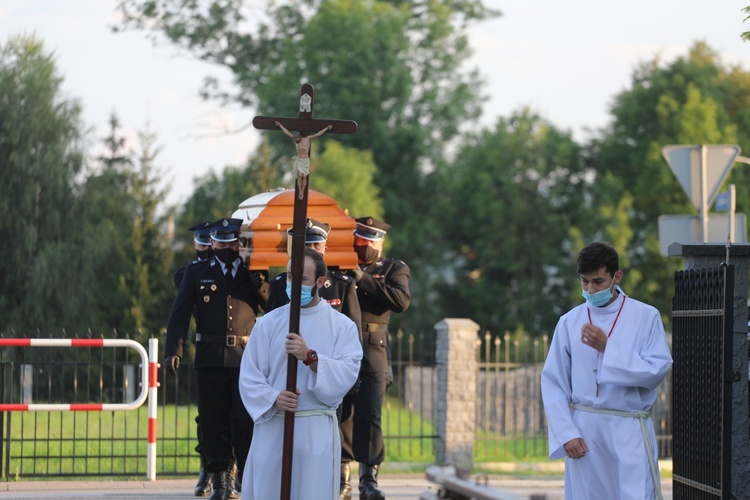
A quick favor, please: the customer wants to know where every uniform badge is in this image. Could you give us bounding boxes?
[204,296,210,303]
[327,299,341,306]
[210,284,217,291]
[373,274,385,279]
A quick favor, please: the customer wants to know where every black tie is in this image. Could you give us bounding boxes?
[224,264,233,286]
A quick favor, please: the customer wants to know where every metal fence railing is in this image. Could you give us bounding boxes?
[672,266,733,499]
[0,325,674,479]
[0,331,160,479]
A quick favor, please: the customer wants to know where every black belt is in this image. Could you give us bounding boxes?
[362,323,388,333]
[195,333,249,347]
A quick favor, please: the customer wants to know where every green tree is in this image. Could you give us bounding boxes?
[77,115,178,335]
[117,124,176,334]
[98,110,133,171]
[78,112,137,331]
[311,140,383,218]
[173,136,281,273]
[587,41,750,326]
[115,0,499,250]
[0,34,86,331]
[410,110,587,335]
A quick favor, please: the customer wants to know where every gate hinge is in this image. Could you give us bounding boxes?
[729,371,742,383]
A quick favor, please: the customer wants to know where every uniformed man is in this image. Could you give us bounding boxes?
[172,220,217,497]
[339,216,410,500]
[164,217,268,500]
[173,220,213,289]
[265,218,362,336]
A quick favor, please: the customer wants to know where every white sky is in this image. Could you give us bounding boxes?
[1,1,748,207]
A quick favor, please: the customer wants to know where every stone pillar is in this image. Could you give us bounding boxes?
[668,243,750,498]
[20,364,33,404]
[434,318,479,469]
[123,364,136,403]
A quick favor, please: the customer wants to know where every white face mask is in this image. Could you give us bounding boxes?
[582,279,616,307]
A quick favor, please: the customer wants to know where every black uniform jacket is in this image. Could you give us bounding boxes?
[173,260,197,289]
[165,257,268,369]
[353,257,411,373]
[173,265,187,289]
[265,269,362,341]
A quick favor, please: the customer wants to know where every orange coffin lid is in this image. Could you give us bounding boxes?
[232,188,357,270]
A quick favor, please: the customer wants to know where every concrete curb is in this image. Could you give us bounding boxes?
[384,459,673,475]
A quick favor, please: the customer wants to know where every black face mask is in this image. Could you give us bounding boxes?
[196,248,214,260]
[355,245,380,264]
[215,248,239,265]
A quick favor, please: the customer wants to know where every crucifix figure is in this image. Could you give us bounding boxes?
[252,83,357,500]
[275,121,332,198]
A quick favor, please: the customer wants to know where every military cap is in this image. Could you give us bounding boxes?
[286,218,331,245]
[353,216,390,241]
[188,221,212,246]
[209,217,243,243]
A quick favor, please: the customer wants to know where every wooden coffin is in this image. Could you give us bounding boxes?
[232,188,358,270]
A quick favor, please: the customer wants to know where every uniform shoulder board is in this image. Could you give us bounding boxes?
[329,270,351,282]
[191,259,211,269]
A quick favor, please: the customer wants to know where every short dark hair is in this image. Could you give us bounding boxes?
[305,247,327,281]
[576,241,619,276]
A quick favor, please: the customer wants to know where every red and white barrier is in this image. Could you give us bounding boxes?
[147,337,158,481]
[0,337,160,480]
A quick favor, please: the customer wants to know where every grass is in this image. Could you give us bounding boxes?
[1,399,600,479]
[382,396,435,462]
[3,406,200,478]
[382,397,549,463]
[474,433,549,462]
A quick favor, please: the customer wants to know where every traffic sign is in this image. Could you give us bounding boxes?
[662,145,740,211]
[715,192,730,212]
[657,213,747,256]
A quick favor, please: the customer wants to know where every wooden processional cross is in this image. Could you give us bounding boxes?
[253,83,357,500]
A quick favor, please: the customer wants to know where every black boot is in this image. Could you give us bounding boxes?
[359,464,385,500]
[226,461,239,499]
[194,457,212,497]
[339,462,352,500]
[209,470,231,500]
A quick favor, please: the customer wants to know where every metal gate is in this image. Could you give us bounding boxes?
[672,265,734,499]
[0,329,436,479]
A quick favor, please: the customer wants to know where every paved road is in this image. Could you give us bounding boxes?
[0,474,673,499]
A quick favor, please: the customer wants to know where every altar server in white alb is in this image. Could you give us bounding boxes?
[239,248,362,500]
[541,241,672,500]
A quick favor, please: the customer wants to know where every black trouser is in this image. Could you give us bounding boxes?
[195,414,204,456]
[339,371,387,465]
[196,367,253,480]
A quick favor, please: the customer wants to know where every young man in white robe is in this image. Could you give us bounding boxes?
[541,241,672,500]
[239,248,362,500]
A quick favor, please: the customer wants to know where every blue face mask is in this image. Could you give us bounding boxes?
[286,282,316,306]
[582,279,616,307]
